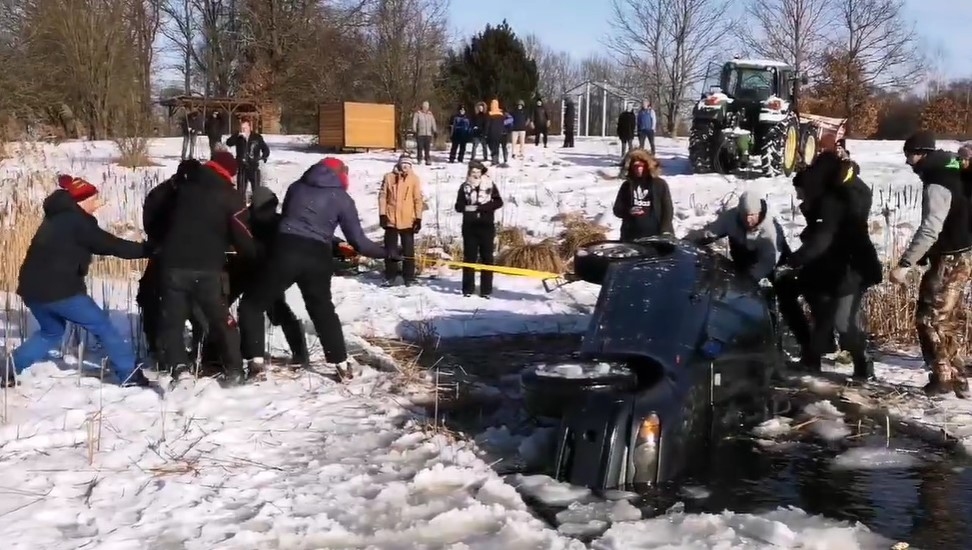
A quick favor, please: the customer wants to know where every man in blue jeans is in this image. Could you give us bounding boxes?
[5,175,150,387]
[637,100,656,153]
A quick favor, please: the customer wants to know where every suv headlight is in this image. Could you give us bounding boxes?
[632,413,660,484]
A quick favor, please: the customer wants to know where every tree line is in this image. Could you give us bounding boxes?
[0,0,965,142]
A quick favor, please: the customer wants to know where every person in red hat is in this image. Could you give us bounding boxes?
[152,156,257,386]
[237,157,396,381]
[5,175,151,388]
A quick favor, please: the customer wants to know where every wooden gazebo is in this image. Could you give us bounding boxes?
[159,95,282,134]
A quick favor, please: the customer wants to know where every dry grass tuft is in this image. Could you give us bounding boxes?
[497,238,564,273]
[496,225,527,249]
[557,215,608,260]
[114,136,158,168]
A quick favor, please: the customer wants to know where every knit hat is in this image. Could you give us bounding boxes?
[206,151,238,183]
[250,186,277,209]
[320,157,349,189]
[57,174,98,202]
[738,191,762,216]
[903,130,935,153]
[397,152,413,169]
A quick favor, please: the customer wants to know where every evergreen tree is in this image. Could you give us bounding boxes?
[438,21,539,112]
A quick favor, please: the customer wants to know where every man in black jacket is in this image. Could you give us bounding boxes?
[469,102,489,161]
[532,98,550,147]
[226,119,270,199]
[137,162,208,366]
[890,131,972,397]
[562,99,576,148]
[205,111,223,157]
[780,152,882,379]
[155,152,256,385]
[510,100,529,159]
[617,107,636,159]
[8,176,150,387]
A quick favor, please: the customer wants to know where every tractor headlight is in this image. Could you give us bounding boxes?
[632,413,660,484]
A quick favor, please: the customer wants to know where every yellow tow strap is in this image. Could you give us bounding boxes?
[414,256,563,279]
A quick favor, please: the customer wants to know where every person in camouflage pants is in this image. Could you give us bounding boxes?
[914,252,972,389]
[891,131,972,397]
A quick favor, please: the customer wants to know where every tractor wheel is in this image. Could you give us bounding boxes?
[689,122,717,174]
[782,121,799,176]
[802,132,818,166]
[759,115,798,177]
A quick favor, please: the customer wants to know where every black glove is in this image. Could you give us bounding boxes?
[386,245,403,262]
[261,157,267,163]
[379,215,389,228]
[413,219,422,233]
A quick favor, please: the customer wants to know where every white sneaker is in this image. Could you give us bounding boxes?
[331,359,357,382]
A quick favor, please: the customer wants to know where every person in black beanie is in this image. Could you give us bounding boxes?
[889,130,972,397]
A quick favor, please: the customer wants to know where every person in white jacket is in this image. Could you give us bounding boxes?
[686,190,789,281]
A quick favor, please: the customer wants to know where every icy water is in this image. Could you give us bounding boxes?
[425,334,972,549]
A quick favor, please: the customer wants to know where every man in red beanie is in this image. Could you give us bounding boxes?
[7,175,151,388]
[152,157,257,387]
[237,157,396,381]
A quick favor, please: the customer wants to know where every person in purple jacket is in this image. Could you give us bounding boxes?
[236,158,399,381]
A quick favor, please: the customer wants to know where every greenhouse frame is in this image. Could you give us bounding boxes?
[561,80,642,137]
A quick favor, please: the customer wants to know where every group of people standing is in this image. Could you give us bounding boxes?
[377,152,503,297]
[412,96,587,167]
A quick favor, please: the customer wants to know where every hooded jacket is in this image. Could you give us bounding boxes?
[900,150,972,266]
[278,163,386,258]
[486,100,506,142]
[156,160,256,270]
[532,102,549,128]
[511,104,529,131]
[788,152,882,293]
[450,109,471,141]
[612,149,674,240]
[617,111,636,141]
[379,168,424,229]
[691,191,789,280]
[18,190,148,303]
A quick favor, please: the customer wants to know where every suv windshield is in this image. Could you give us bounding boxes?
[721,65,777,101]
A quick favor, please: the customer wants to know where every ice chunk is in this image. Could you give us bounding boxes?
[832,447,921,470]
[753,416,793,438]
[513,474,591,506]
[532,362,631,379]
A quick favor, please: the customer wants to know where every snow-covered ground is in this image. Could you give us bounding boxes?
[0,135,952,547]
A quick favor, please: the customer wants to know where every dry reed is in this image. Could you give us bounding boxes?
[496,225,526,249]
[496,238,564,273]
[557,215,608,260]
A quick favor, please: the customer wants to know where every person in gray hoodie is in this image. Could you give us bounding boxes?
[412,101,437,165]
[686,190,789,281]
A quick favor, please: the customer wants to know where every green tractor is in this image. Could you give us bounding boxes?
[688,58,830,178]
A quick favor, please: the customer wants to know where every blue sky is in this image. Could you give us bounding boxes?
[449,0,972,79]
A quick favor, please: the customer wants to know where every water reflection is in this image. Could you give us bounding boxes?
[689,438,972,549]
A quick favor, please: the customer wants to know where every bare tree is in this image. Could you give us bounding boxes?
[735,0,832,77]
[522,34,580,102]
[125,0,162,121]
[832,0,922,90]
[363,0,449,143]
[607,0,733,135]
[160,0,198,93]
[194,0,243,96]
